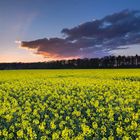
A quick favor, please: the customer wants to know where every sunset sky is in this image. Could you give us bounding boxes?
[0,0,140,62]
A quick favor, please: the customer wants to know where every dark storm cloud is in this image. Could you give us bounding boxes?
[62,9,140,39]
[21,38,81,59]
[21,9,140,59]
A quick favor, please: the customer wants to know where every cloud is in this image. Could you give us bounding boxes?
[15,40,22,44]
[21,38,81,59]
[20,9,140,59]
[62,9,140,40]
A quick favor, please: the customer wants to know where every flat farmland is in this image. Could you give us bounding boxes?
[0,69,139,139]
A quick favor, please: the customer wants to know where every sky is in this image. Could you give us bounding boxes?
[0,0,140,62]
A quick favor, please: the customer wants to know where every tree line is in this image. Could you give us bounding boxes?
[0,55,140,70]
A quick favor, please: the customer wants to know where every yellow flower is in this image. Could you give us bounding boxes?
[17,129,24,138]
[116,126,123,136]
[2,129,8,137]
[94,100,99,108]
[50,121,56,130]
[92,122,98,129]
[108,136,114,140]
[81,124,91,135]
[52,132,59,140]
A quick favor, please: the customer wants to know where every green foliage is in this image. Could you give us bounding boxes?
[0,69,139,139]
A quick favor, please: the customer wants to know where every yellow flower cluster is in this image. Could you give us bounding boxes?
[0,69,139,139]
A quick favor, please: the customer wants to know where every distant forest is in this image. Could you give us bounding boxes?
[0,55,140,70]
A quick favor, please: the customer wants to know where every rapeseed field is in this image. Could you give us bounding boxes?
[0,69,139,139]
